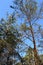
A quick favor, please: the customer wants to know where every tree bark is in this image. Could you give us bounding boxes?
[29,21,40,65]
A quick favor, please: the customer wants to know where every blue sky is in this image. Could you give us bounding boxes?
[0,0,13,19]
[0,0,42,18]
[0,0,43,19]
[0,0,43,24]
[0,0,43,31]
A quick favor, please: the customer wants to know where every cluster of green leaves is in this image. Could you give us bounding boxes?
[0,14,23,65]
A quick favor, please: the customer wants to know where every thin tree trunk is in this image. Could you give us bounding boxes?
[29,21,39,65]
[17,52,24,65]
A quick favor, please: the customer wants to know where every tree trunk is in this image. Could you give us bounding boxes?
[33,40,38,65]
[29,21,40,65]
[17,52,24,65]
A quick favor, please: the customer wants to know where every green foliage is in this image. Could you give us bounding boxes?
[0,14,23,65]
[10,0,43,65]
[0,0,43,65]
[23,47,34,65]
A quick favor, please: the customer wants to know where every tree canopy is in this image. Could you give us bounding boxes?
[0,0,43,65]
